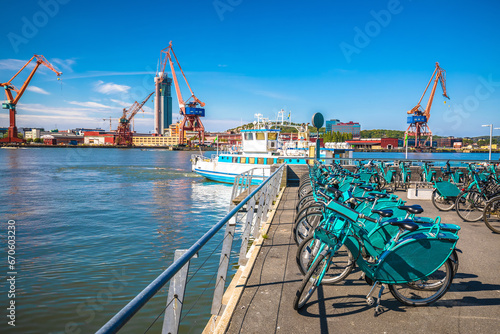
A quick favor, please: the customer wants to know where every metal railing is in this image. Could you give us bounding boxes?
[96,164,285,334]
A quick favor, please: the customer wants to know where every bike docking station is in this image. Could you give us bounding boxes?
[407,181,434,200]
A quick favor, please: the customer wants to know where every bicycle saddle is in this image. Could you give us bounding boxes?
[349,182,364,186]
[397,205,424,214]
[368,192,388,199]
[388,220,419,232]
[354,196,376,203]
[359,185,374,192]
[371,209,393,217]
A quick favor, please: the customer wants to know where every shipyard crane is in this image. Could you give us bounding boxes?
[157,41,205,145]
[405,62,449,148]
[0,55,62,143]
[115,91,155,145]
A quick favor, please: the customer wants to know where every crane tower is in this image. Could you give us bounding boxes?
[405,62,449,148]
[0,55,61,143]
[157,41,205,145]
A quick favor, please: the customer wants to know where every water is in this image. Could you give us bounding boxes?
[0,148,233,333]
[1,148,497,333]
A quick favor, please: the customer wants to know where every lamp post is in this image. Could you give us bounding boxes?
[481,124,497,161]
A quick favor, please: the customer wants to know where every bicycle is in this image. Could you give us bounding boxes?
[483,195,500,233]
[293,199,459,313]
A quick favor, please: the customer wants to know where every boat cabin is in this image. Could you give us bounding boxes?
[241,129,280,154]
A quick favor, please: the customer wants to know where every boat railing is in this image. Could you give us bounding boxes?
[230,167,268,201]
[96,164,286,334]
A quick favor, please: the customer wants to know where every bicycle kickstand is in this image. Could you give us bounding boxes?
[374,284,385,316]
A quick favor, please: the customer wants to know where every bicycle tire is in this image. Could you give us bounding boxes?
[293,253,328,310]
[431,188,456,211]
[296,235,354,284]
[295,202,324,225]
[455,190,488,222]
[389,258,453,306]
[293,212,323,245]
[484,196,500,233]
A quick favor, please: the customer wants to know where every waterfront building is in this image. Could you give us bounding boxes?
[346,138,398,149]
[25,129,41,140]
[325,119,340,132]
[154,74,173,135]
[84,132,115,145]
[326,119,361,139]
[436,137,463,148]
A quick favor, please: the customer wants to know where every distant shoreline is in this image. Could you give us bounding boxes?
[1,144,499,154]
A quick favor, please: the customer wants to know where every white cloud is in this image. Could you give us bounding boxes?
[94,80,131,95]
[0,58,36,71]
[50,58,76,73]
[68,101,114,109]
[110,99,132,108]
[27,86,50,95]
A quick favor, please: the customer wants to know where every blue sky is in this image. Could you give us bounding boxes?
[1,0,499,137]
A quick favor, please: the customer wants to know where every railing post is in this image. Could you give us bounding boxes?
[162,249,196,334]
[238,197,256,266]
[252,190,266,239]
[211,217,236,315]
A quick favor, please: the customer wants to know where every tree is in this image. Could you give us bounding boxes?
[477,139,487,146]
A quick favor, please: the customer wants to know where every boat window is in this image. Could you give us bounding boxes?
[244,133,253,140]
[258,158,264,164]
[266,158,274,165]
[240,157,246,164]
[249,157,255,164]
[232,157,238,163]
[268,133,277,140]
[255,132,265,140]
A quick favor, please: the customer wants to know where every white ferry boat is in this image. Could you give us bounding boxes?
[191,128,353,184]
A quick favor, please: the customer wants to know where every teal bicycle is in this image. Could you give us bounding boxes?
[293,199,459,312]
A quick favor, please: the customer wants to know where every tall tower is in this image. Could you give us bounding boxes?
[154,73,173,135]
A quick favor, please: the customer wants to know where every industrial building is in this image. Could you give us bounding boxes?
[346,138,398,149]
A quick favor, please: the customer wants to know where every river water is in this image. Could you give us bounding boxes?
[0,148,233,333]
[0,148,498,333]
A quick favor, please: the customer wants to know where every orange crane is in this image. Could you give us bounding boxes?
[157,41,205,145]
[0,55,62,143]
[405,62,449,148]
[115,91,154,145]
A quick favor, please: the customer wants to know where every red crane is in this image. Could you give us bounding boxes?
[157,41,205,145]
[0,55,62,143]
[115,91,154,145]
[405,62,449,148]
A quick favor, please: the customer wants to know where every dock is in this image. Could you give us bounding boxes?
[214,184,500,333]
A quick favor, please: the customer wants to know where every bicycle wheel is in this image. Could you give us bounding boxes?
[295,202,324,224]
[455,190,488,222]
[389,258,453,306]
[293,253,329,310]
[294,212,322,245]
[431,189,455,211]
[296,235,354,284]
[484,196,500,233]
